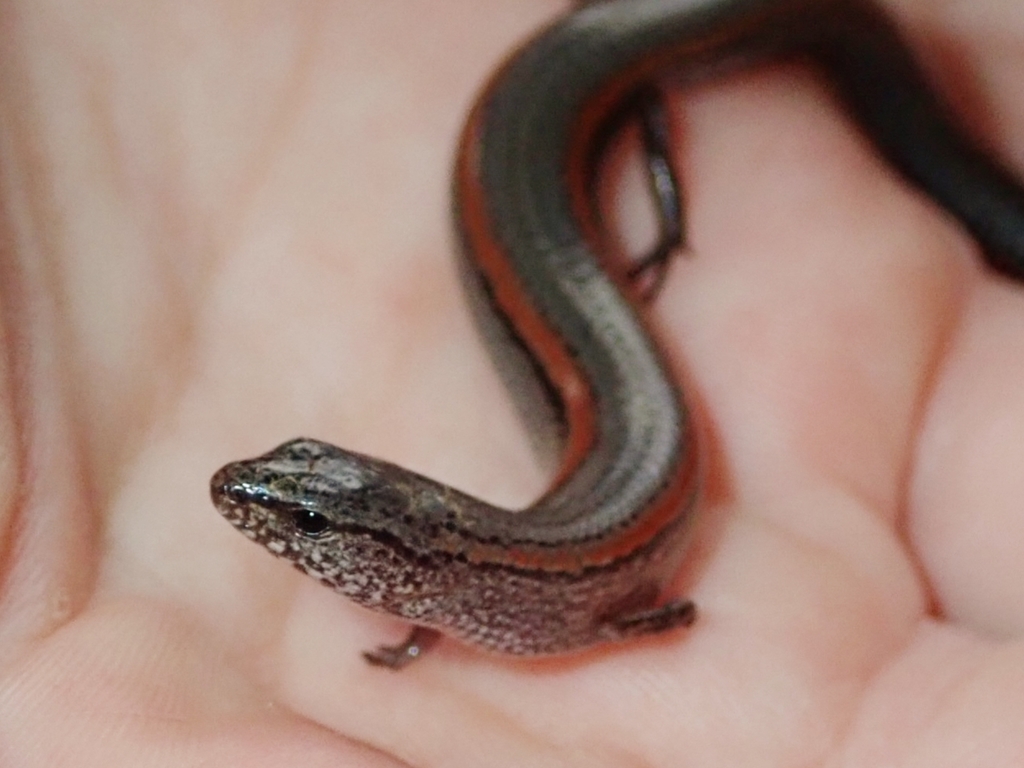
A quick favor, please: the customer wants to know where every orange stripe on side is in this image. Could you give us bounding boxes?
[453,36,706,572]
[454,97,598,491]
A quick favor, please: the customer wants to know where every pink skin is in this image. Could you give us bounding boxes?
[0,0,1023,765]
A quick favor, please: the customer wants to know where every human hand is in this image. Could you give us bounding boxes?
[1,0,1023,765]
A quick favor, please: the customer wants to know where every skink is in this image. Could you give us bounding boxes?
[210,0,1024,668]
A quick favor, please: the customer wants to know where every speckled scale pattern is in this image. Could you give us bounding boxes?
[211,438,695,654]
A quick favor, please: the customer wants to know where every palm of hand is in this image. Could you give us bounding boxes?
[1,1,1023,765]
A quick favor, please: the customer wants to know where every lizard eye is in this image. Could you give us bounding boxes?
[290,509,331,537]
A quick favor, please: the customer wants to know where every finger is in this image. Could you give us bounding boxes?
[892,0,1024,638]
[910,282,1024,637]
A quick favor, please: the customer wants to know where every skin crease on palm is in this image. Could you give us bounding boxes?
[1,0,1024,764]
